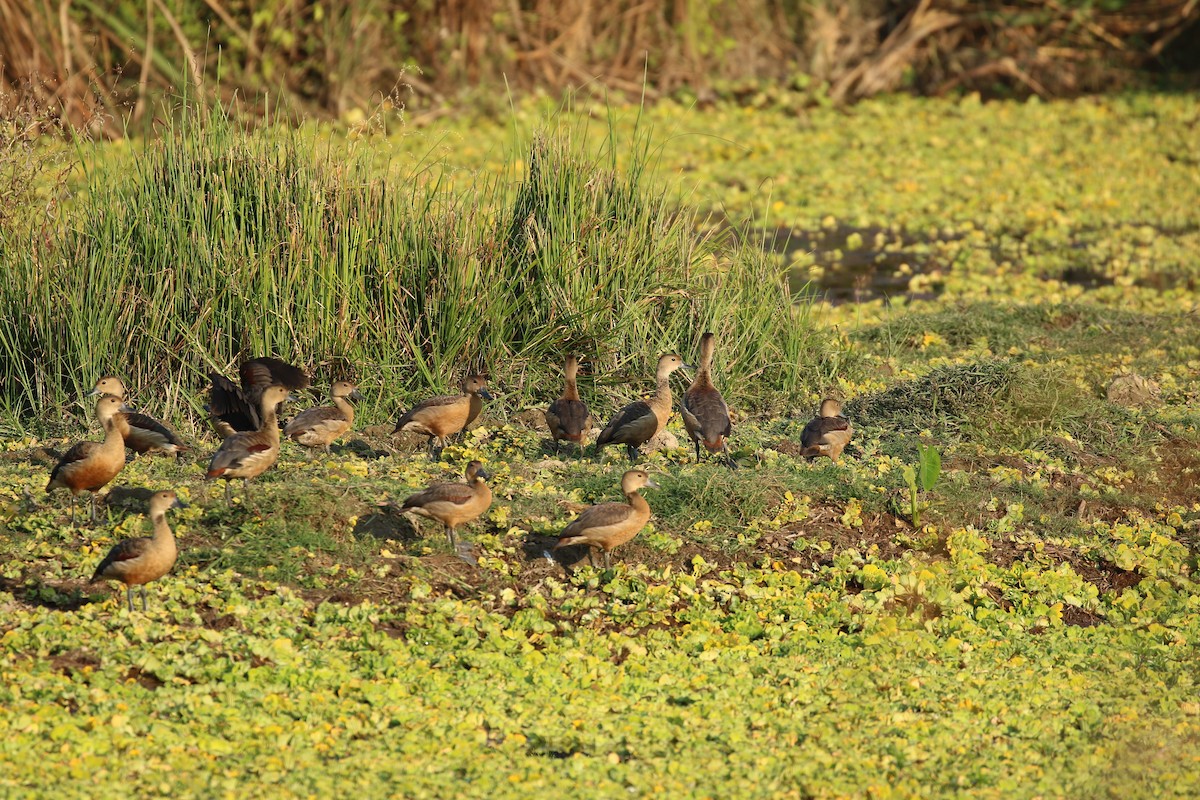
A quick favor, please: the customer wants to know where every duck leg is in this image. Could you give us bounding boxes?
[89,494,99,525]
[603,550,612,569]
[625,444,638,463]
[126,586,135,613]
[694,439,702,463]
[141,586,148,612]
[586,549,596,568]
[68,495,77,528]
[224,481,232,507]
[444,525,456,547]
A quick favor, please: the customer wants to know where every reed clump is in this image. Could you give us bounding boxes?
[0,102,841,429]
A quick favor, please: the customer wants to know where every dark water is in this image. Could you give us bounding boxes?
[772,225,944,305]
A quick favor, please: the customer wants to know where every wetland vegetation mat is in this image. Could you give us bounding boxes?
[1,94,1199,797]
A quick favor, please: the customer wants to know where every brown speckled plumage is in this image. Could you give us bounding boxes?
[681,333,733,465]
[205,385,291,505]
[398,461,492,546]
[596,354,687,462]
[285,381,363,452]
[554,469,657,568]
[91,376,188,456]
[91,490,185,612]
[545,355,591,454]
[800,398,853,463]
[392,375,493,458]
[46,395,127,526]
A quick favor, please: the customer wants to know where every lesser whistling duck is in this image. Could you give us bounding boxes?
[284,381,364,453]
[554,469,658,568]
[205,384,291,505]
[681,332,734,466]
[545,355,591,455]
[46,395,127,526]
[207,357,310,440]
[800,398,854,463]
[90,376,188,457]
[398,460,492,547]
[90,489,185,612]
[392,375,493,459]
[595,354,688,462]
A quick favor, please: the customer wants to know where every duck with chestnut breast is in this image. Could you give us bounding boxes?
[90,375,188,457]
[545,355,591,456]
[392,375,493,459]
[207,357,309,440]
[595,354,688,462]
[91,489,185,613]
[396,460,492,548]
[284,381,364,453]
[205,384,291,505]
[46,395,127,527]
[554,469,658,569]
[800,398,853,463]
[681,332,734,466]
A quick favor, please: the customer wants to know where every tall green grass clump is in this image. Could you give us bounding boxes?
[0,102,840,430]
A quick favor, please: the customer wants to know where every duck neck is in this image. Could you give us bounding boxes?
[697,341,714,384]
[650,370,673,413]
[563,370,580,401]
[259,403,282,443]
[99,417,124,452]
[625,489,650,517]
[151,511,174,544]
[332,395,355,423]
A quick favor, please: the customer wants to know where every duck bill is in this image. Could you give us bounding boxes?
[644,477,661,490]
[349,390,366,403]
[478,388,495,401]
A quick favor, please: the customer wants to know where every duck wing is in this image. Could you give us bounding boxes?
[800,416,851,449]
[91,536,151,581]
[208,373,259,432]
[402,481,474,509]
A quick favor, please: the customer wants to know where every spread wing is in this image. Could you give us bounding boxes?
[240,357,310,394]
[208,372,259,432]
[91,537,151,581]
[402,481,474,509]
[800,416,851,449]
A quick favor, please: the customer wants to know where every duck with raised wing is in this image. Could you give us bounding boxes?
[397,460,492,548]
[681,332,733,466]
[545,355,591,456]
[46,395,127,526]
[90,375,188,457]
[284,381,364,453]
[207,357,310,440]
[800,398,853,463]
[205,384,291,505]
[392,375,493,459]
[91,489,185,612]
[595,354,687,462]
[554,469,658,568]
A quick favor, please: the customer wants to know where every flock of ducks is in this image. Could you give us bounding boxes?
[41,334,854,611]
